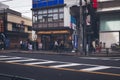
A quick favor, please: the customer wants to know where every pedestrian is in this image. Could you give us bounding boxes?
[28,43,33,51]
[59,40,64,52]
[38,42,42,50]
[54,40,58,52]
[20,40,23,49]
[92,40,96,53]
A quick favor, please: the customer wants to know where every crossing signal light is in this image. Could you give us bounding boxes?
[92,0,98,9]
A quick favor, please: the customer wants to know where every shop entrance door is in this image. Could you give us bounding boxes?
[42,35,54,50]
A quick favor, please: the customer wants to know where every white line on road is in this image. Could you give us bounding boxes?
[80,66,111,72]
[6,59,37,62]
[25,61,56,65]
[0,57,21,60]
[50,63,81,68]
[0,56,8,58]
[79,57,120,61]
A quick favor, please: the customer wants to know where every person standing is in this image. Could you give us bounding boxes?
[92,40,96,53]
[20,40,23,49]
[28,43,33,51]
[54,40,58,52]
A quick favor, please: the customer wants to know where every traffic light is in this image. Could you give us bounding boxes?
[92,0,98,9]
[70,5,80,18]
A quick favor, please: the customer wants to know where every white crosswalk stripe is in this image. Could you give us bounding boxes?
[25,61,56,65]
[6,59,37,62]
[80,66,111,72]
[0,56,8,58]
[79,57,120,61]
[0,57,21,60]
[0,55,119,74]
[50,63,81,68]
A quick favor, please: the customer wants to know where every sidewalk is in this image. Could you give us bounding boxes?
[0,49,120,57]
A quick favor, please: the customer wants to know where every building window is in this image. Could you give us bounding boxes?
[28,26,32,31]
[38,10,42,14]
[33,15,37,23]
[12,23,24,32]
[33,11,37,15]
[59,8,64,12]
[48,9,52,13]
[48,14,53,22]
[38,15,43,22]
[43,15,48,23]
[43,10,47,14]
[33,7,64,28]
[53,8,58,13]
[59,13,64,21]
[53,13,58,21]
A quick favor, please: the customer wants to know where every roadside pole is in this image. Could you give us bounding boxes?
[77,0,83,55]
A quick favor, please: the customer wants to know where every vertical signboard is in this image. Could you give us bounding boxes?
[32,0,64,8]
[0,19,4,33]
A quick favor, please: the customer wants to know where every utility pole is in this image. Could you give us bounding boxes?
[77,0,83,54]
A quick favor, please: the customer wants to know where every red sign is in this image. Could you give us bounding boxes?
[92,0,98,9]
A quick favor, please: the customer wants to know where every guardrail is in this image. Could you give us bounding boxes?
[0,73,35,80]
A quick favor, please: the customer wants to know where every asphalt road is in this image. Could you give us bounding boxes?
[0,52,120,80]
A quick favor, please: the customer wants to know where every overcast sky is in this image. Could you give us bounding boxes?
[2,0,32,19]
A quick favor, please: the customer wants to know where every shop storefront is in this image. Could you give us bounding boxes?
[36,27,73,50]
[99,11,120,48]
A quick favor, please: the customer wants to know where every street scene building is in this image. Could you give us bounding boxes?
[0,3,32,49]
[32,0,73,50]
[32,0,99,52]
[98,0,120,48]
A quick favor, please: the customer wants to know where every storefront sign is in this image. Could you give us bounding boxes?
[32,0,64,8]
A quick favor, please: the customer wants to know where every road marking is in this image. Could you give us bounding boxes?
[80,66,111,72]
[0,57,21,60]
[6,59,37,62]
[3,62,120,77]
[50,63,81,68]
[0,56,8,58]
[25,61,56,65]
[79,57,120,61]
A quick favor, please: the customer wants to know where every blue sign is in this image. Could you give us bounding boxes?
[74,35,78,49]
[32,0,64,8]
[70,16,77,29]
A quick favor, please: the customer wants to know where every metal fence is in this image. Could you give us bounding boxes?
[0,73,35,80]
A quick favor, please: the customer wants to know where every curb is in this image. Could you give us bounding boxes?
[0,50,120,57]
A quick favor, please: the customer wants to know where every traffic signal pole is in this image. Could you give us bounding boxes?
[77,0,83,54]
[78,0,90,55]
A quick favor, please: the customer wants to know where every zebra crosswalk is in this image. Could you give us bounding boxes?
[0,55,120,75]
[79,57,120,61]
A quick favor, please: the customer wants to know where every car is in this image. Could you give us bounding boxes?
[111,42,120,51]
